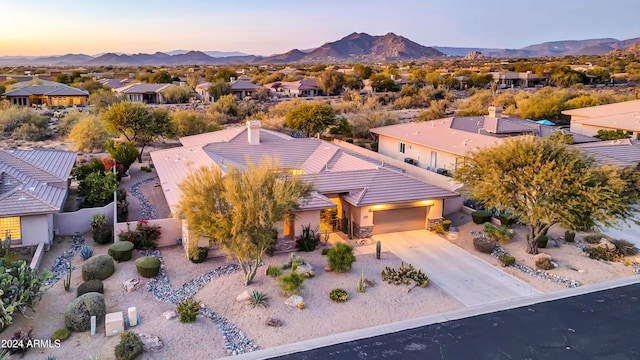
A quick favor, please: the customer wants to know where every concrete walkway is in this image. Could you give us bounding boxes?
[374,230,540,307]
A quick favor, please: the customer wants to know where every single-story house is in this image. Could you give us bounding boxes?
[264,79,321,97]
[113,83,174,104]
[491,71,548,88]
[371,106,596,174]
[230,76,261,99]
[150,121,458,241]
[565,99,640,138]
[2,81,89,107]
[0,149,76,246]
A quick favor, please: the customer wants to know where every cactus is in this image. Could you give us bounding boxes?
[0,258,50,330]
[376,240,381,259]
[64,261,72,292]
[356,269,366,293]
[79,246,93,261]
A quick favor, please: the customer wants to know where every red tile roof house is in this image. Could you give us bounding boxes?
[370,106,596,175]
[150,121,458,251]
[0,149,76,247]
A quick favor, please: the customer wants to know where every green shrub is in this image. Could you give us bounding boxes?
[51,328,70,342]
[484,223,514,243]
[281,253,306,269]
[583,234,603,244]
[295,224,320,252]
[266,265,282,278]
[442,219,452,231]
[537,235,548,249]
[77,280,104,297]
[117,200,129,223]
[326,243,355,273]
[471,210,492,224]
[134,256,161,278]
[498,213,517,227]
[188,247,209,263]
[381,262,430,288]
[611,239,639,257]
[176,298,200,323]
[329,288,349,303]
[433,223,445,234]
[248,290,268,308]
[140,166,149,172]
[114,331,144,360]
[278,271,305,296]
[108,241,134,262]
[79,246,93,261]
[93,226,113,245]
[117,220,161,249]
[498,254,515,267]
[564,230,576,243]
[0,259,49,330]
[321,248,330,256]
[90,214,107,233]
[584,246,614,261]
[535,257,554,270]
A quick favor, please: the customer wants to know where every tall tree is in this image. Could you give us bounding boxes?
[149,70,172,84]
[207,80,232,101]
[318,68,345,96]
[67,114,109,152]
[176,159,313,285]
[369,74,397,92]
[105,139,139,173]
[285,102,336,137]
[173,110,220,137]
[454,137,640,254]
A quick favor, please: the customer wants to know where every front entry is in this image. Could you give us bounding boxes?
[372,207,427,235]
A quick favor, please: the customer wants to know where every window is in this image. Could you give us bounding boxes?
[0,217,21,241]
[399,142,406,154]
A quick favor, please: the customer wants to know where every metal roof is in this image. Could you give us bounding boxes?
[114,83,172,94]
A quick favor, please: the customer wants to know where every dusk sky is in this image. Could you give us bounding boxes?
[2,0,639,56]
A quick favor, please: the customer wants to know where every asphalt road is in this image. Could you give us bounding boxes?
[274,283,640,360]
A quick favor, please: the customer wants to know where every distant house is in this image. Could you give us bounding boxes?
[2,81,89,107]
[113,83,173,104]
[195,82,213,103]
[150,121,458,241]
[575,139,640,167]
[371,106,595,174]
[229,76,261,99]
[0,149,76,247]
[98,78,126,89]
[491,71,548,88]
[264,79,321,97]
[565,99,640,139]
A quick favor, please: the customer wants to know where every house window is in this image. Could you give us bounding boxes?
[0,217,21,241]
[399,142,406,154]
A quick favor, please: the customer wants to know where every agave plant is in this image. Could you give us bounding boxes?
[79,246,93,261]
[248,290,268,308]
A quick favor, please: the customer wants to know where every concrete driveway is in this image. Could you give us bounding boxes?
[374,230,540,307]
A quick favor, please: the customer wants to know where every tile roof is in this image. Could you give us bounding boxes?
[3,85,88,97]
[575,139,640,167]
[570,112,640,133]
[114,83,172,94]
[0,149,76,216]
[230,78,260,91]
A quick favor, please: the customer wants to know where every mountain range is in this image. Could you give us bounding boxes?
[1,32,638,66]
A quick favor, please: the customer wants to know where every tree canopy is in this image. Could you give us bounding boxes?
[176,159,313,285]
[67,113,109,152]
[317,68,344,96]
[454,137,640,254]
[285,102,336,137]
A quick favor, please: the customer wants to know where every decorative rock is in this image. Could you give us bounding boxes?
[65,292,106,332]
[77,280,104,297]
[236,290,252,302]
[598,239,616,252]
[265,318,282,327]
[473,234,496,254]
[324,266,332,272]
[163,310,177,320]
[533,253,552,261]
[284,295,304,307]
[82,254,115,281]
[296,264,313,273]
[123,278,142,293]
[139,333,164,352]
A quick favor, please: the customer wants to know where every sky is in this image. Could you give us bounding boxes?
[2,0,640,57]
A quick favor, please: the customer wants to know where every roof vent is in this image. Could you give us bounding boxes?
[488,106,503,118]
[246,120,261,145]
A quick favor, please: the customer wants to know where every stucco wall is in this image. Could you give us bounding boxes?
[21,215,50,246]
[377,136,460,173]
[54,202,115,236]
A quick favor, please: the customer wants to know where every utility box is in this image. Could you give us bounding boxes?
[105,312,124,337]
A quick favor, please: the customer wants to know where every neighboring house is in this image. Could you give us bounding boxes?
[229,76,261,99]
[371,106,596,174]
[491,71,548,88]
[98,78,126,89]
[565,100,640,138]
[195,82,213,103]
[0,149,76,246]
[113,83,173,104]
[2,81,89,107]
[264,79,321,97]
[575,139,640,167]
[150,121,458,240]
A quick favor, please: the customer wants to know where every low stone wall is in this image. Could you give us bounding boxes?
[114,218,182,248]
[29,243,45,270]
[354,224,373,238]
[54,202,115,235]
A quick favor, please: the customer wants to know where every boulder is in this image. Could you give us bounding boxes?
[123,278,142,293]
[598,239,616,252]
[77,280,104,297]
[284,295,304,307]
[236,290,252,302]
[82,254,115,281]
[473,235,496,254]
[163,310,177,320]
[64,292,106,332]
[533,253,552,262]
[139,333,164,352]
[108,241,135,262]
[296,263,313,273]
[265,318,283,327]
[134,256,161,278]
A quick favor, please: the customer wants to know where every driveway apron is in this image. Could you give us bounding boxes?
[374,230,540,307]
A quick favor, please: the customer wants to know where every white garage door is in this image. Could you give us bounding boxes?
[372,207,427,235]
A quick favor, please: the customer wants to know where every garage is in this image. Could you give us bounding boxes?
[372,206,427,234]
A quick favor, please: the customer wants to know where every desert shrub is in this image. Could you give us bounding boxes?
[248,290,268,308]
[77,280,104,297]
[71,158,105,182]
[356,269,367,293]
[90,213,107,232]
[321,248,330,256]
[535,257,555,270]
[114,331,144,360]
[471,210,492,224]
[498,254,516,267]
[266,265,282,278]
[498,213,517,227]
[117,188,127,202]
[0,260,49,330]
[329,288,349,303]
[117,220,161,249]
[117,200,129,223]
[281,253,306,270]
[484,223,514,243]
[108,241,134,262]
[51,328,70,342]
[442,219,452,231]
[278,271,305,296]
[473,235,496,254]
[188,247,209,263]
[433,223,445,234]
[93,226,113,245]
[295,224,320,252]
[134,256,161,278]
[176,298,200,323]
[584,246,614,261]
[8,327,33,354]
[79,246,93,261]
[583,234,603,244]
[537,235,549,249]
[326,242,355,273]
[564,230,576,243]
[611,239,639,257]
[381,262,430,288]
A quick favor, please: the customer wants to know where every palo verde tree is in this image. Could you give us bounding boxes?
[285,102,336,137]
[105,139,139,173]
[103,102,176,162]
[176,159,313,285]
[454,136,640,254]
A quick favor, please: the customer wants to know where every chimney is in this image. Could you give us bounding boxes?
[488,106,503,118]
[246,120,261,145]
